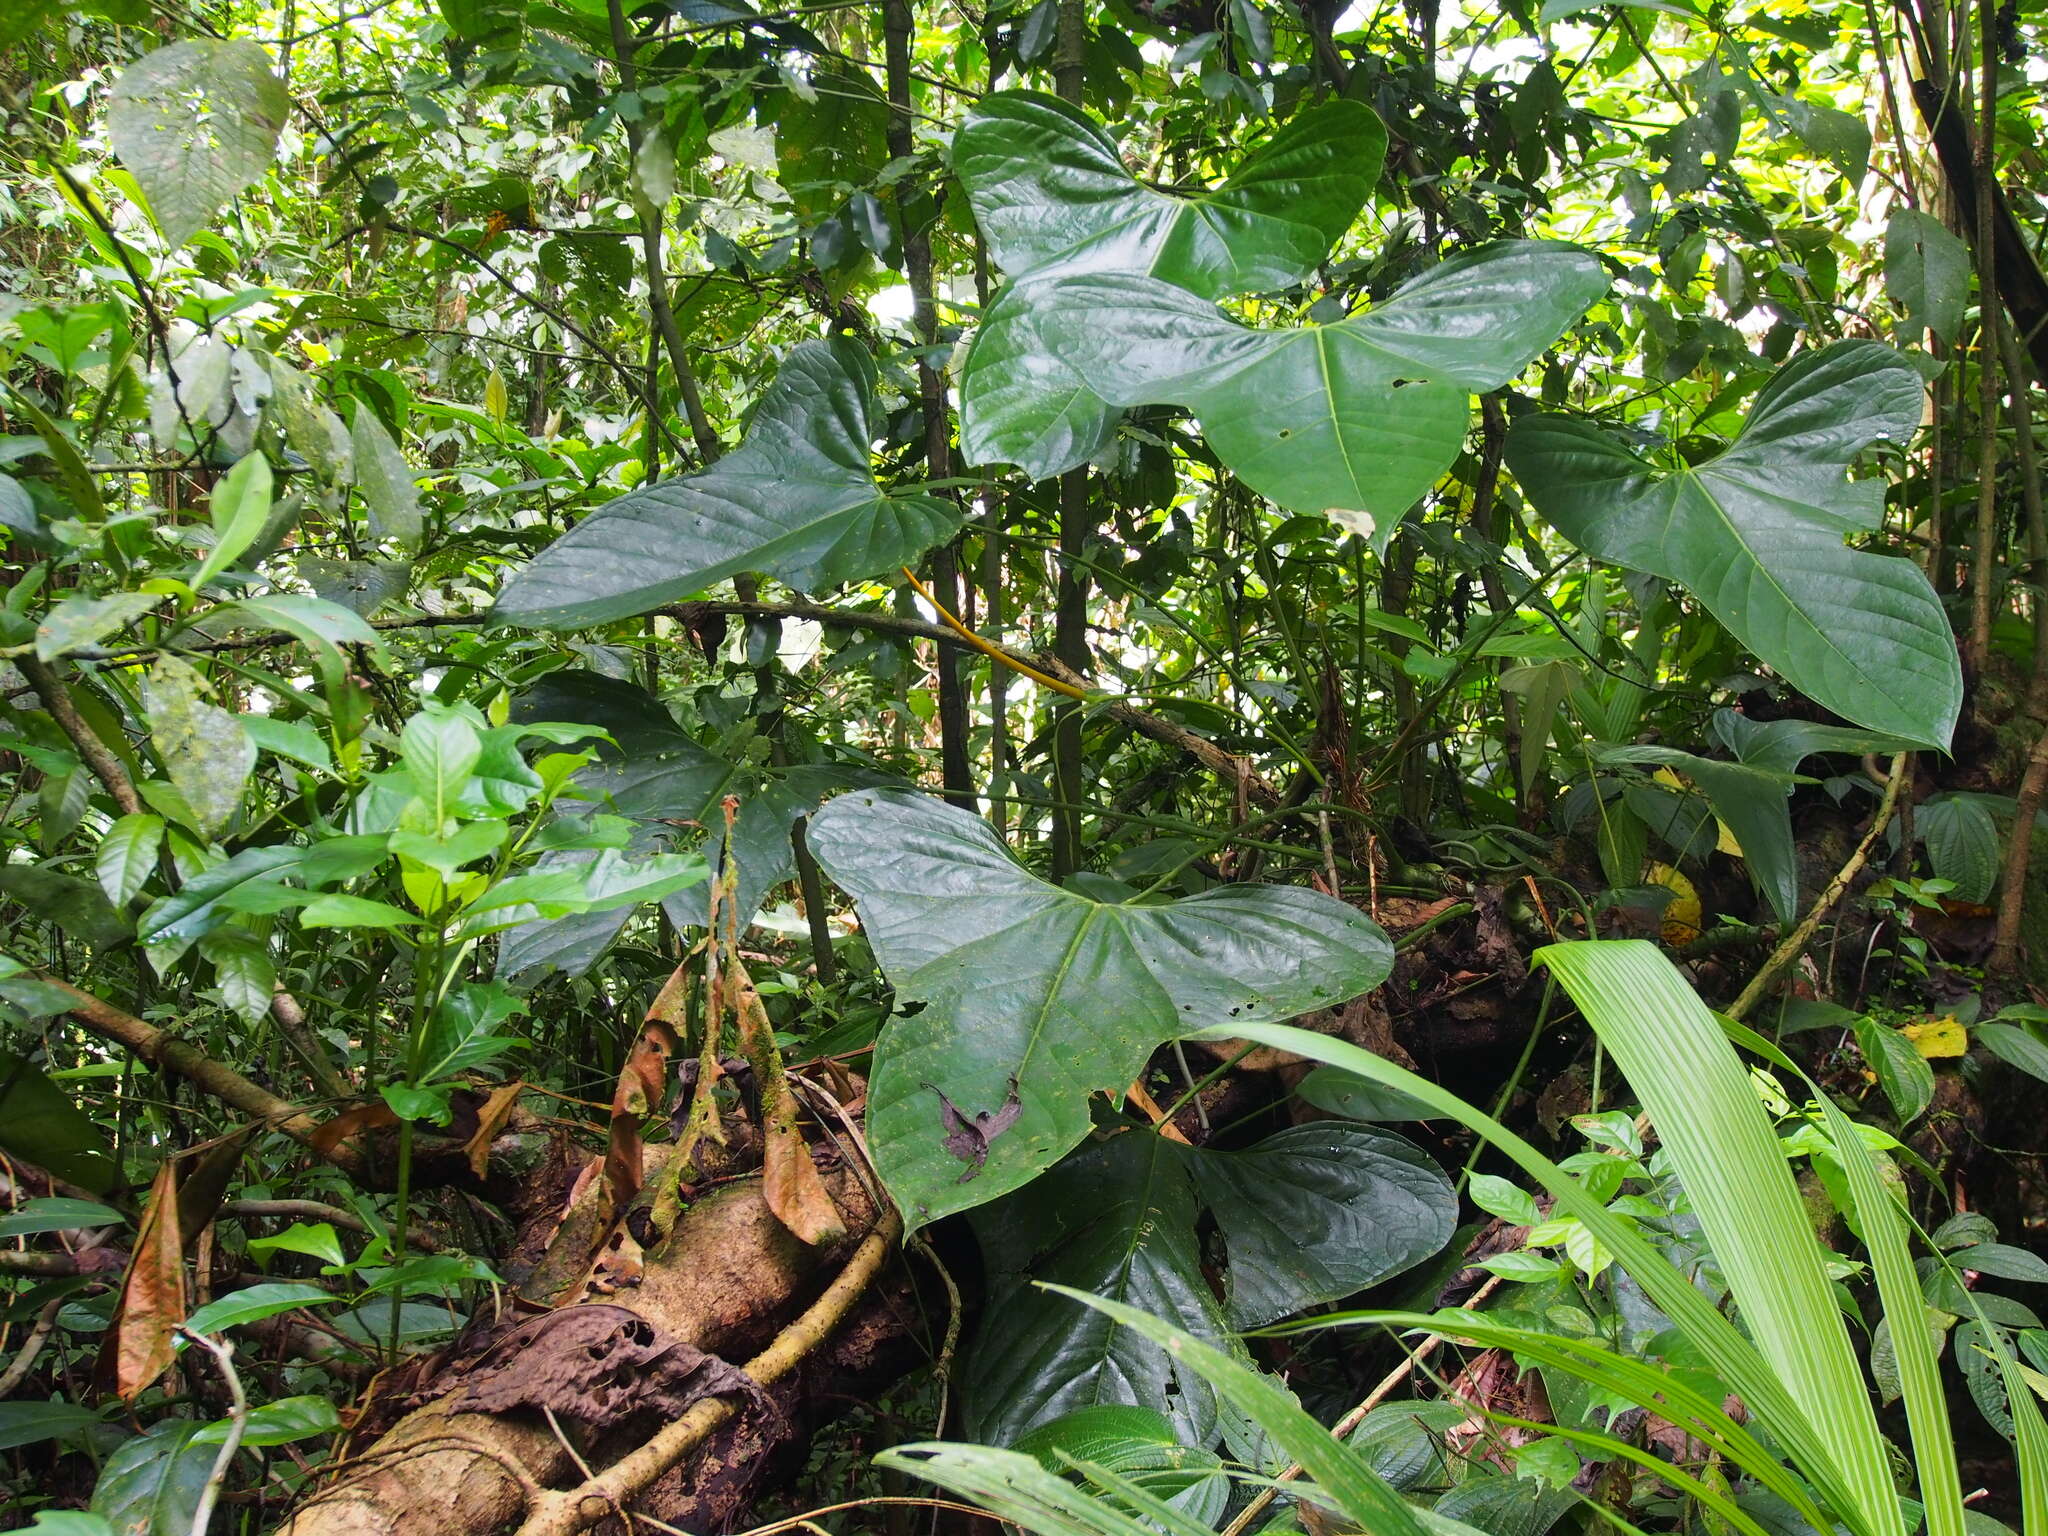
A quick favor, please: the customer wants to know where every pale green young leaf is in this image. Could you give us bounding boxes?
[142,656,254,839]
[189,450,272,591]
[34,593,161,662]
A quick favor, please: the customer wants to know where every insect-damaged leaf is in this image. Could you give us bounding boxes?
[494,338,960,629]
[805,790,1394,1226]
[961,242,1607,549]
[108,40,288,249]
[142,656,254,840]
[1509,341,1959,748]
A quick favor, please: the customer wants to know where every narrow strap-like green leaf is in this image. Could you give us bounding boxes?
[1214,1016,1880,1536]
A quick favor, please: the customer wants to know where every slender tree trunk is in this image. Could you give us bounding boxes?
[884,0,973,810]
[1991,720,2048,976]
[1050,0,1091,876]
[1967,0,2002,671]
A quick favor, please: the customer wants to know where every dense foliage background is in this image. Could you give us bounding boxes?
[5,0,2048,1531]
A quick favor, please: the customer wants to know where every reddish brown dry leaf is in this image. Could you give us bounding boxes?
[600,1021,680,1235]
[462,1081,526,1180]
[310,1101,400,1158]
[728,957,844,1246]
[96,1161,187,1402]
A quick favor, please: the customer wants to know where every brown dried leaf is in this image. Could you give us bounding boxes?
[600,1021,680,1237]
[310,1101,400,1158]
[96,1162,187,1401]
[177,1125,257,1247]
[462,1081,526,1180]
[728,957,844,1246]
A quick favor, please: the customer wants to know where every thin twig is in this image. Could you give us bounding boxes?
[0,1296,65,1396]
[180,1327,250,1536]
[1727,751,1910,1020]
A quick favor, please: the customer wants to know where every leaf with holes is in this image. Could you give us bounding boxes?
[805,789,1393,1226]
[962,242,1606,548]
[1509,341,1957,747]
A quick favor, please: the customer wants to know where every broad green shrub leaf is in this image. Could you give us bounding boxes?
[34,593,162,663]
[349,408,423,550]
[950,94,1384,473]
[137,846,301,966]
[1885,208,1970,346]
[496,339,960,629]
[955,92,1384,298]
[0,1197,123,1237]
[1977,1021,2048,1083]
[1509,341,1958,748]
[964,1122,1452,1444]
[806,789,1393,1225]
[182,1281,340,1335]
[1435,1474,1581,1536]
[96,813,165,907]
[0,1399,104,1452]
[962,242,1606,549]
[1710,709,1919,774]
[1917,794,2001,904]
[190,450,272,590]
[200,1394,340,1448]
[1851,1015,1936,1125]
[108,40,288,248]
[0,1052,119,1194]
[92,1419,214,1536]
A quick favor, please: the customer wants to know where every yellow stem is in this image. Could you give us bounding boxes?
[899,565,1088,700]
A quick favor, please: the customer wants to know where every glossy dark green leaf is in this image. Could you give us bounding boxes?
[92,1419,213,1536]
[962,243,1607,548]
[952,92,1386,477]
[808,789,1394,1225]
[965,1130,1221,1445]
[0,1399,104,1453]
[965,1120,1451,1444]
[0,1056,119,1194]
[494,339,960,629]
[1709,709,1918,776]
[1193,1123,1453,1328]
[1917,795,2000,904]
[954,92,1384,300]
[1851,1016,1935,1125]
[1509,341,1958,747]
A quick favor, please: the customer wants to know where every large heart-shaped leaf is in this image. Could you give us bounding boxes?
[962,1122,1454,1445]
[495,338,959,629]
[805,789,1393,1225]
[955,92,1385,300]
[1507,340,1958,748]
[952,93,1385,475]
[960,242,1607,547]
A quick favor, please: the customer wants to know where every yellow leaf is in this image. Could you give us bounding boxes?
[1648,861,1702,946]
[484,368,509,425]
[1652,767,1685,791]
[1901,1015,1967,1058]
[1715,816,1743,857]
